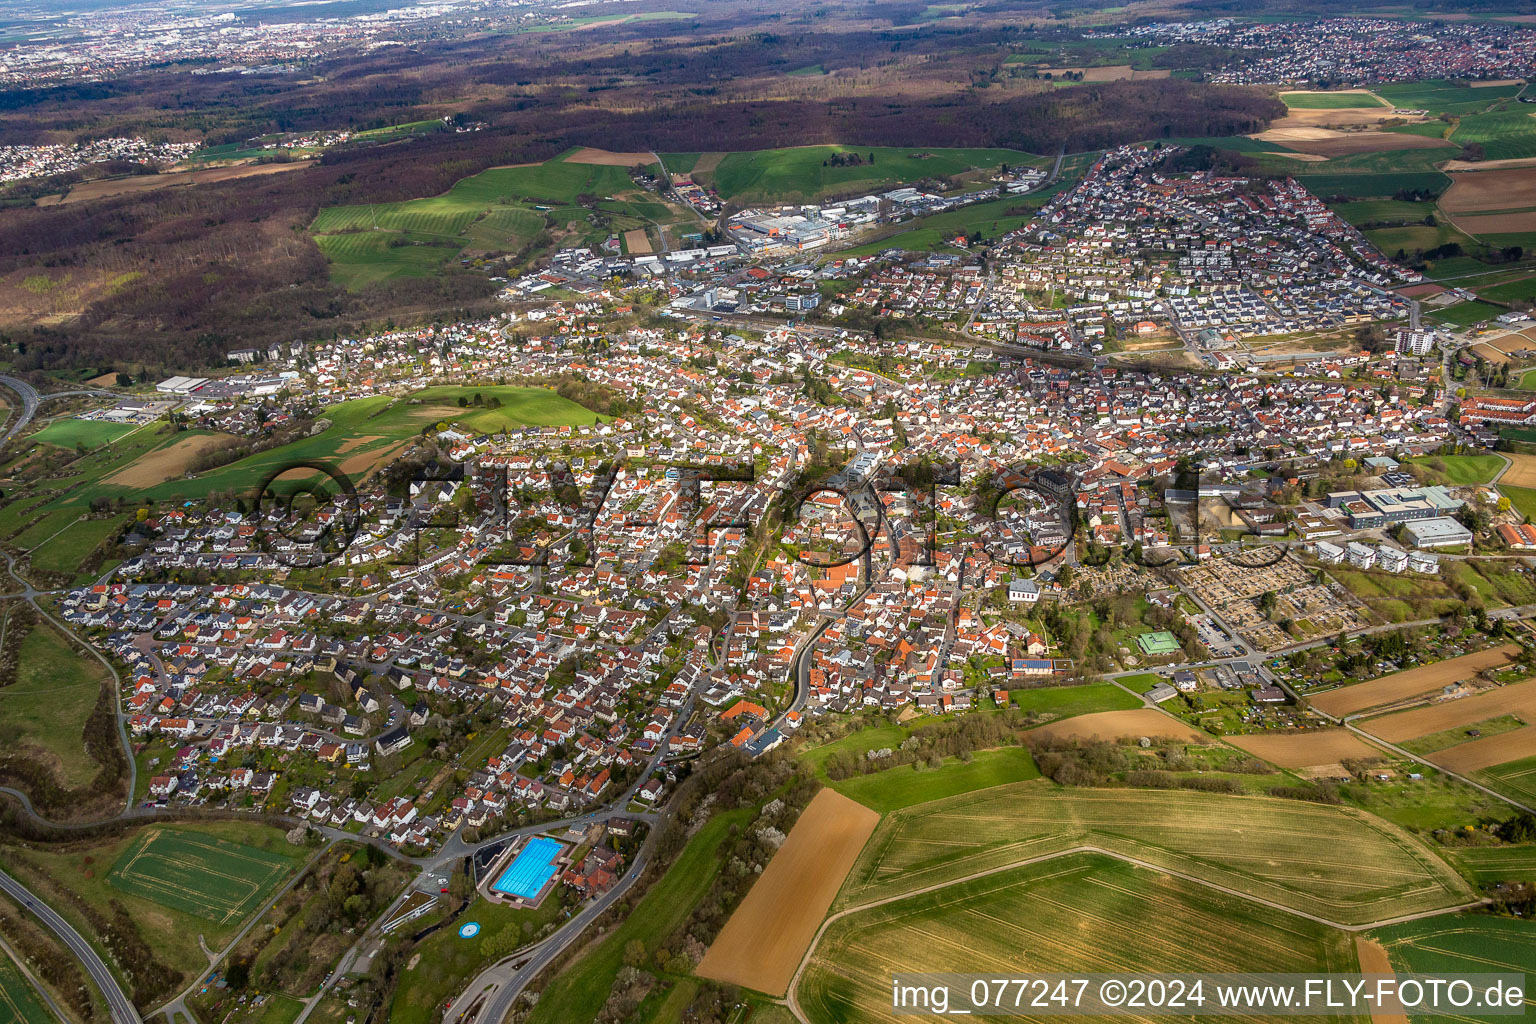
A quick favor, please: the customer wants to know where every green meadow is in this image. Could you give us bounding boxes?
[310,151,663,289]
[664,146,1048,202]
[1280,90,1388,109]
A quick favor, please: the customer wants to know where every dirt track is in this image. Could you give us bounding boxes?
[696,788,879,997]
[1310,646,1522,718]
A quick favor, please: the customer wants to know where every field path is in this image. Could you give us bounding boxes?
[785,846,1486,1024]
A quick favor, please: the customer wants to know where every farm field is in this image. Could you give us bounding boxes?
[697,789,879,996]
[1473,752,1536,805]
[1370,914,1536,1022]
[1452,110,1536,163]
[1308,645,1523,718]
[1024,708,1207,744]
[836,783,1469,925]
[0,623,111,791]
[1436,727,1536,773]
[1444,843,1536,883]
[0,953,56,1024]
[799,852,1361,1024]
[1358,678,1536,744]
[831,746,1039,814]
[38,161,310,206]
[1496,451,1536,487]
[108,826,296,925]
[667,146,1046,201]
[1227,730,1386,772]
[839,193,1053,256]
[1374,80,1525,116]
[1440,166,1536,215]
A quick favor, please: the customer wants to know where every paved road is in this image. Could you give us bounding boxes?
[0,375,117,448]
[0,866,143,1024]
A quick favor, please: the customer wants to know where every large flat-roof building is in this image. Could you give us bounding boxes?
[1326,485,1462,529]
[1402,516,1473,549]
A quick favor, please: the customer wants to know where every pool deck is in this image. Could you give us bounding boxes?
[478,834,569,909]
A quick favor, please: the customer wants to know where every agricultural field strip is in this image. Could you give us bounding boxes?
[1357,677,1536,743]
[109,830,291,924]
[1310,646,1522,718]
[792,845,1482,1021]
[838,788,1471,924]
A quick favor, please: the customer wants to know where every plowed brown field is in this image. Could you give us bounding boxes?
[1360,679,1536,743]
[696,788,879,996]
[1310,646,1522,717]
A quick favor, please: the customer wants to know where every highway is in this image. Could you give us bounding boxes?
[0,866,143,1024]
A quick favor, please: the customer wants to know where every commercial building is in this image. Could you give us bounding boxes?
[1402,516,1474,549]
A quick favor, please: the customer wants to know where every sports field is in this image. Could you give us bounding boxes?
[30,419,134,450]
[1280,90,1388,109]
[698,789,879,996]
[667,146,1046,201]
[836,783,1470,925]
[108,827,294,924]
[0,954,55,1024]
[1309,645,1522,718]
[799,852,1359,1024]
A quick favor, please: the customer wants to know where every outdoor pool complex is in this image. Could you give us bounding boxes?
[491,836,563,899]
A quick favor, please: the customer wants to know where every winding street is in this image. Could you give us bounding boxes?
[0,375,119,448]
[0,866,143,1024]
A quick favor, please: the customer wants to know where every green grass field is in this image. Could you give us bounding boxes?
[1407,453,1505,485]
[109,827,295,925]
[113,386,600,503]
[389,895,570,1024]
[1374,80,1524,116]
[526,805,754,1024]
[1012,680,1142,717]
[0,953,56,1024]
[840,193,1046,256]
[1452,109,1536,162]
[1445,843,1536,883]
[1428,299,1504,327]
[800,852,1359,1024]
[1476,753,1536,806]
[0,623,109,789]
[832,747,1039,813]
[1367,221,1479,256]
[1475,274,1536,305]
[311,151,642,288]
[29,419,134,451]
[1281,90,1388,109]
[837,782,1470,925]
[1370,914,1536,1022]
[667,146,1046,201]
[29,515,123,574]
[1499,483,1536,523]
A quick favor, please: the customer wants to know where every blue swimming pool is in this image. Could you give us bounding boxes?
[490,837,563,900]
